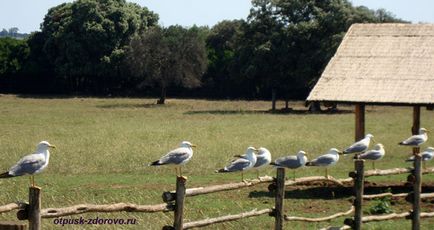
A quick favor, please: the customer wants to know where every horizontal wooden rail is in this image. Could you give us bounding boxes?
[41,202,174,218]
[320,225,351,230]
[357,167,434,178]
[285,206,354,222]
[183,208,273,229]
[363,192,434,200]
[163,176,274,202]
[345,211,434,224]
[0,203,21,214]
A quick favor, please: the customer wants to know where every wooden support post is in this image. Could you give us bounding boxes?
[174,176,187,230]
[0,221,27,230]
[412,104,422,230]
[355,104,365,141]
[354,160,365,230]
[28,187,41,230]
[274,168,285,230]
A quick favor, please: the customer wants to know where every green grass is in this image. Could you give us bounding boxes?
[0,95,433,229]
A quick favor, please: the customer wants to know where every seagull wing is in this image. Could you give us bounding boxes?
[274,156,300,169]
[9,154,46,176]
[159,147,191,165]
[401,135,425,146]
[344,142,367,154]
[223,158,251,172]
[359,150,383,160]
[311,154,336,166]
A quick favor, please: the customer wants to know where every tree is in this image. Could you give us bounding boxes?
[128,25,208,104]
[32,0,158,94]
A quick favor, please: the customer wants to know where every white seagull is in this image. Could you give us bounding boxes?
[399,128,429,147]
[343,134,374,155]
[216,147,258,181]
[0,141,56,187]
[406,147,434,169]
[235,147,271,178]
[306,148,342,178]
[149,141,196,177]
[271,150,308,179]
[358,143,385,170]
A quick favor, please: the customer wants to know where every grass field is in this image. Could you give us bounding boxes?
[0,94,433,229]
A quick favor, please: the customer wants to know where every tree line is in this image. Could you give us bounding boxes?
[0,0,404,105]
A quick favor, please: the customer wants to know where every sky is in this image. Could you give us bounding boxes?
[1,0,434,34]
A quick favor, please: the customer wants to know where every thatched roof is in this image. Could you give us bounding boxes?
[307,23,434,105]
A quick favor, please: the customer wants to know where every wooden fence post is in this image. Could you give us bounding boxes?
[412,153,422,230]
[354,160,365,230]
[0,221,27,230]
[174,176,187,230]
[412,105,421,230]
[28,187,41,230]
[274,168,285,230]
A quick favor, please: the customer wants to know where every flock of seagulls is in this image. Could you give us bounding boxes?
[0,128,431,186]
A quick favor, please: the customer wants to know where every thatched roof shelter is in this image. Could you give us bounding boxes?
[307,23,434,106]
[306,24,434,229]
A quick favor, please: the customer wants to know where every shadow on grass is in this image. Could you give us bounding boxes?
[248,182,434,200]
[185,108,353,115]
[96,103,164,109]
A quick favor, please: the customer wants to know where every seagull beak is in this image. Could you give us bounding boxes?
[191,144,197,148]
[338,150,343,155]
[49,144,56,149]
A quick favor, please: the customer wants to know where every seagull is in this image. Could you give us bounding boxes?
[406,147,434,169]
[0,141,56,187]
[399,128,429,147]
[149,141,196,177]
[306,148,342,178]
[358,143,385,170]
[271,150,308,180]
[216,147,258,181]
[235,147,271,178]
[343,134,374,155]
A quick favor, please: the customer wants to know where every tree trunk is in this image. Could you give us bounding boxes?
[157,86,166,104]
[271,88,277,111]
[285,99,289,110]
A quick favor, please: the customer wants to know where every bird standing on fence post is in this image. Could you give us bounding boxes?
[271,150,308,180]
[149,141,196,177]
[343,134,375,157]
[306,148,342,179]
[0,141,56,188]
[235,147,271,178]
[406,147,434,169]
[216,147,258,182]
[358,143,385,170]
[399,128,429,147]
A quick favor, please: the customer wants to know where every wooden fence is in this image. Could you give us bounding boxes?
[1,165,434,229]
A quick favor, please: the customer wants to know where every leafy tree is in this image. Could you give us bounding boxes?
[203,20,244,98]
[32,0,158,93]
[0,38,29,75]
[128,25,208,104]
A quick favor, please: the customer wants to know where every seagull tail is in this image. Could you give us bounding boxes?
[398,141,406,145]
[215,168,228,173]
[149,160,163,166]
[305,162,315,166]
[269,162,277,166]
[0,172,12,178]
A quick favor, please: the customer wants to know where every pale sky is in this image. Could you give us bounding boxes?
[1,0,434,34]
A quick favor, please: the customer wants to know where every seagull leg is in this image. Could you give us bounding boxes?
[241,171,244,182]
[175,167,178,177]
[179,166,182,177]
[325,168,329,179]
[31,176,35,187]
[256,170,259,179]
[29,176,32,186]
[372,161,376,170]
[293,170,296,181]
